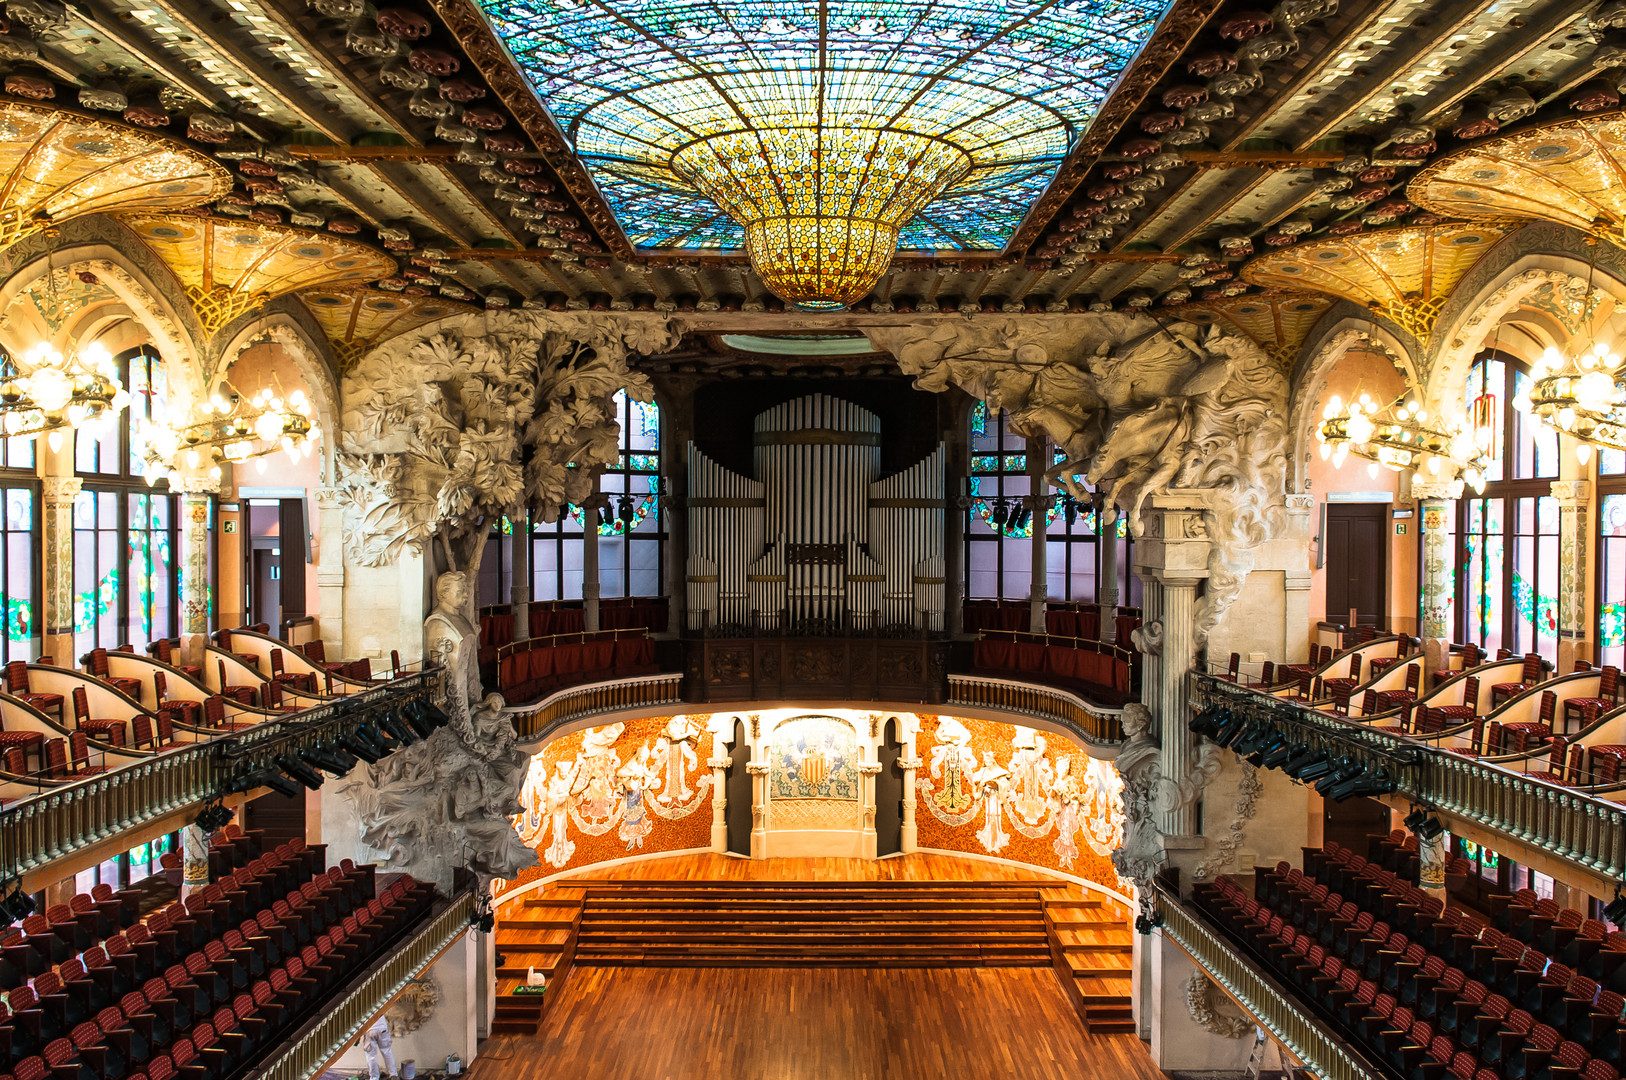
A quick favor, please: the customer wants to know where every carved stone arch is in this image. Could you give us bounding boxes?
[1286,310,1414,495]
[1424,223,1626,415]
[217,306,341,482]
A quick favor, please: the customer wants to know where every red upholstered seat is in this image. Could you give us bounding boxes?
[71,687,128,747]
[1492,654,1545,707]
[5,661,63,719]
[1564,666,1620,733]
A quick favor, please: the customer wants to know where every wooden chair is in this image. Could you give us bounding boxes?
[151,672,202,727]
[0,708,46,772]
[153,639,202,681]
[84,649,141,701]
[67,732,109,777]
[70,688,128,747]
[1563,666,1620,733]
[1491,654,1545,708]
[1371,664,1422,713]
[216,661,259,708]
[4,661,63,720]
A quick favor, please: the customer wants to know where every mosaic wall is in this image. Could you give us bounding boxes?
[914,714,1125,894]
[504,715,713,890]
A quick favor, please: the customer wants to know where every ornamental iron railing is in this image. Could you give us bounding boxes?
[1194,673,1626,884]
[1,672,438,881]
[1155,883,1384,1080]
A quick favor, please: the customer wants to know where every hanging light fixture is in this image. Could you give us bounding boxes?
[1317,390,1491,492]
[136,381,320,486]
[0,340,131,450]
[1516,241,1624,461]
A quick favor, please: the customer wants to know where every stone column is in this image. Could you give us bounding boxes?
[1552,479,1593,672]
[1098,507,1119,639]
[582,497,602,632]
[181,823,210,899]
[1135,493,1215,839]
[510,516,531,637]
[1413,479,1464,678]
[40,475,82,662]
[314,487,346,656]
[898,756,921,853]
[858,761,882,859]
[747,761,770,859]
[707,755,730,853]
[1029,437,1048,633]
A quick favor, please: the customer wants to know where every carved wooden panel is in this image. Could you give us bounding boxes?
[684,638,947,705]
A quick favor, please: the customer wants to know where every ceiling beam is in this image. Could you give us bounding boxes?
[70,2,242,114]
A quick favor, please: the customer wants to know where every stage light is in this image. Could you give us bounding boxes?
[236,768,301,799]
[193,802,234,831]
[301,746,358,776]
[275,753,325,791]
[1259,740,1299,770]
[0,883,36,922]
[1313,760,1362,796]
[1189,705,1225,739]
[1282,746,1325,779]
[1295,752,1337,784]
[400,701,435,739]
[1404,806,1444,841]
[1604,890,1626,930]
[340,731,382,764]
[416,697,450,730]
[379,710,418,747]
[357,722,399,753]
[1325,767,1396,803]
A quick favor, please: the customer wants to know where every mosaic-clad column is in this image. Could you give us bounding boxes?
[1418,829,1447,901]
[1551,480,1593,671]
[314,486,346,655]
[174,477,219,655]
[1412,479,1464,677]
[707,754,730,853]
[181,823,211,899]
[40,476,82,659]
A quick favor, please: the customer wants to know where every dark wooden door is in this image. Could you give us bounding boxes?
[1325,504,1388,628]
[724,719,752,856]
[251,546,281,627]
[874,718,903,856]
[1323,796,1392,858]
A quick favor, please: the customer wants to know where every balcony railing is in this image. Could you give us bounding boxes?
[1155,883,1384,1080]
[2,671,438,882]
[509,672,686,744]
[251,889,476,1080]
[1194,673,1626,885]
[947,674,1124,748]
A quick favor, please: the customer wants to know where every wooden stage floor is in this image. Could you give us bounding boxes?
[478,853,1165,1080]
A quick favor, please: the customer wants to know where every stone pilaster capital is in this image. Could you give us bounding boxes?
[745,763,771,776]
[1410,479,1464,502]
[857,763,883,775]
[41,476,82,503]
[314,486,345,508]
[1550,479,1591,503]
[896,758,923,771]
[706,758,731,769]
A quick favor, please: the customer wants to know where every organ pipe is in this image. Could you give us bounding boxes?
[686,394,944,634]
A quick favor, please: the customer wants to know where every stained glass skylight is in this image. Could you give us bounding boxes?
[478,0,1175,252]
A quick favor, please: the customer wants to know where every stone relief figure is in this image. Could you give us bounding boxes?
[867,314,1289,645]
[1111,703,1167,912]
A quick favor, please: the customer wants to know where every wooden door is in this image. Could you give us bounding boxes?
[724,719,752,856]
[251,546,281,627]
[1325,504,1388,628]
[874,718,904,856]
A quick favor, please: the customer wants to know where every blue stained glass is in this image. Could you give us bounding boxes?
[477,0,1175,251]
[970,401,989,439]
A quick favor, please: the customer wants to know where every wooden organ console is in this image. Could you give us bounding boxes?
[686,393,946,634]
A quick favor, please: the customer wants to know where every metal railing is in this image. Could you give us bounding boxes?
[1194,673,1626,883]
[1155,885,1382,1080]
[251,889,476,1080]
[510,672,686,743]
[1,672,437,880]
[947,674,1124,748]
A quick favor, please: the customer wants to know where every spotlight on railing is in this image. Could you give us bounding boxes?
[1404,805,1443,841]
[301,745,359,777]
[0,881,36,922]
[193,801,234,831]
[234,768,302,799]
[275,753,325,791]
[340,730,384,764]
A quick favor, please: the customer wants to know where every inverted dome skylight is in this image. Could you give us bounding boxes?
[479,0,1173,254]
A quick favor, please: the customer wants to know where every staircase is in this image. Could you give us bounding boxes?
[568,879,1056,968]
[490,885,584,1035]
[1044,885,1136,1034]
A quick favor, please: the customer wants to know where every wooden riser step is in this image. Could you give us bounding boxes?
[577,933,1049,948]
[576,956,1056,969]
[579,919,1049,934]
[582,900,1044,913]
[573,880,1055,890]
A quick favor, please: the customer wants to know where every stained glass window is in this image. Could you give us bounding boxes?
[127,493,176,646]
[1600,494,1626,668]
[967,403,1033,602]
[74,489,123,656]
[476,0,1174,251]
[0,485,37,665]
[1456,352,1560,661]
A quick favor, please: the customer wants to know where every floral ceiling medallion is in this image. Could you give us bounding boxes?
[1408,110,1626,245]
[1168,292,1333,369]
[121,213,398,338]
[300,288,478,375]
[1239,223,1517,342]
[0,101,230,253]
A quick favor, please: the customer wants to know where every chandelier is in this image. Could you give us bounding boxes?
[1515,340,1626,463]
[0,341,130,450]
[137,383,320,486]
[672,130,971,310]
[1317,391,1491,492]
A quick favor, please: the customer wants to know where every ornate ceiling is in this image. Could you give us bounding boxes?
[0,0,1613,337]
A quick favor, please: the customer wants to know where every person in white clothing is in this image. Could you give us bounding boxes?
[360,1017,397,1080]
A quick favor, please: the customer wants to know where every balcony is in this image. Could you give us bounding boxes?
[1194,673,1626,895]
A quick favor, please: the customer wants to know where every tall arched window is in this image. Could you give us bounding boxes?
[1457,351,1561,658]
[1598,448,1626,667]
[966,403,1033,601]
[73,347,181,655]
